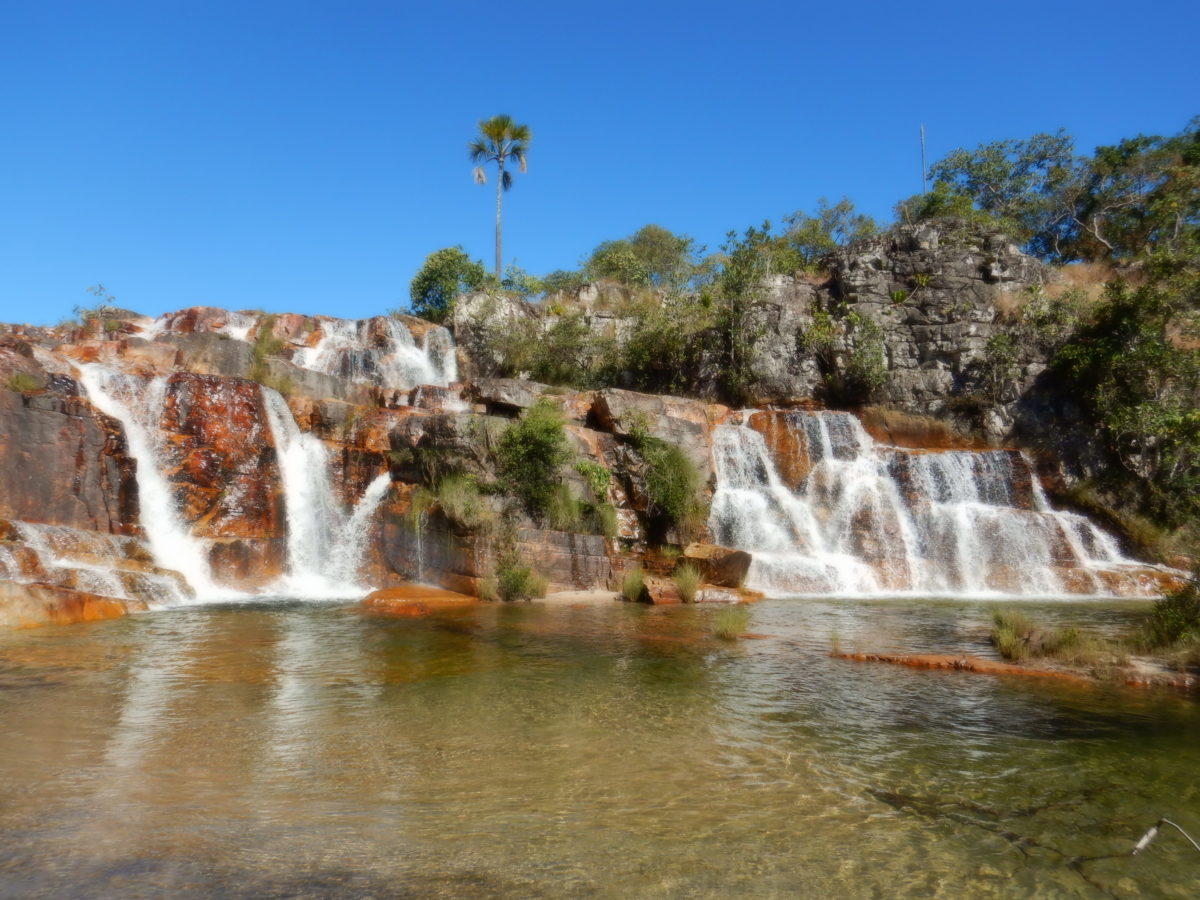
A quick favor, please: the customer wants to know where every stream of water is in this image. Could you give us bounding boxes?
[1,597,1196,898]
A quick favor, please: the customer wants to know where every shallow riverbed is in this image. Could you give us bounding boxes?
[1,597,1196,898]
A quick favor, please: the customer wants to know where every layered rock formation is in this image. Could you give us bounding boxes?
[0,223,1183,628]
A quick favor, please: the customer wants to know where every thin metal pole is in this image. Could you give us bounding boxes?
[920,124,928,195]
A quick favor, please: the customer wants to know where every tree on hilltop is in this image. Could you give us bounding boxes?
[469,115,531,279]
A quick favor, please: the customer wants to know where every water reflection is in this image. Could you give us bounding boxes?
[0,597,1196,898]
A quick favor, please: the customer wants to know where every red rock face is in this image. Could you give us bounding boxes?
[159,374,283,540]
[0,389,140,536]
[746,411,814,490]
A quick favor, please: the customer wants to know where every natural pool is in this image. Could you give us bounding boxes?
[0,597,1196,898]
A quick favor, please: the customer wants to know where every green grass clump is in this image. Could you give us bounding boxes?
[672,562,702,603]
[712,605,751,640]
[590,501,618,539]
[495,559,548,602]
[477,576,500,602]
[990,609,1118,666]
[991,609,1034,661]
[5,373,41,393]
[546,482,583,531]
[436,475,496,534]
[621,567,645,602]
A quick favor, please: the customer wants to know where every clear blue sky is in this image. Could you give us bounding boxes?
[1,0,1196,325]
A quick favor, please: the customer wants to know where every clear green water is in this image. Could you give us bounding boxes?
[0,597,1197,898]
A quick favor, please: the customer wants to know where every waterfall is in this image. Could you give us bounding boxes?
[77,364,230,599]
[290,317,455,391]
[260,387,390,597]
[5,522,191,607]
[709,411,1144,598]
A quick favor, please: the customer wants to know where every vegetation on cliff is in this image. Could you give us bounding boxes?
[411,115,1199,560]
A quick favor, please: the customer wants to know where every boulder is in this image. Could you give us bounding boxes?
[362,583,477,616]
[677,543,752,588]
[591,388,730,478]
[0,581,146,629]
[637,575,682,605]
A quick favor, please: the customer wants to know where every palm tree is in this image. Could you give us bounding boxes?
[469,115,531,278]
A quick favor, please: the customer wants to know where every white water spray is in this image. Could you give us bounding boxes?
[260,387,391,597]
[708,411,1147,597]
[77,364,232,599]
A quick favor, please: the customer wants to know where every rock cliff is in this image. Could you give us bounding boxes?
[0,222,1182,627]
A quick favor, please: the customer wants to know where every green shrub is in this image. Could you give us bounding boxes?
[496,400,573,519]
[436,475,496,534]
[5,373,41,393]
[574,460,610,498]
[495,558,548,602]
[712,605,751,640]
[408,246,487,322]
[1141,576,1200,648]
[249,314,286,383]
[625,419,702,538]
[621,567,645,602]
[672,562,702,603]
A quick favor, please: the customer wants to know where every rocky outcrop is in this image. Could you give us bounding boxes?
[0,518,193,627]
[0,379,139,536]
[676,543,752,588]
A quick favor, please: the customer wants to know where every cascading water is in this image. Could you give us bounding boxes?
[260,387,391,597]
[76,364,230,599]
[709,411,1148,598]
[2,522,191,607]
[291,317,456,391]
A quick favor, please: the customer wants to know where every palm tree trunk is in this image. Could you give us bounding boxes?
[494,160,504,278]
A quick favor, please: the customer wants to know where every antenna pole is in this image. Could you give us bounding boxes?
[920,124,928,195]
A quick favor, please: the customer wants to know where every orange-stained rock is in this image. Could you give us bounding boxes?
[857,406,990,450]
[159,373,283,540]
[362,583,478,616]
[0,581,147,629]
[746,410,814,489]
[677,543,752,588]
[834,651,1089,683]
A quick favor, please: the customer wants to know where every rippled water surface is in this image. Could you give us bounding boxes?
[1,597,1197,898]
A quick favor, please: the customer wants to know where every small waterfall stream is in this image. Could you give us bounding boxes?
[260,387,390,597]
[709,411,1143,597]
[291,317,456,389]
[77,364,231,599]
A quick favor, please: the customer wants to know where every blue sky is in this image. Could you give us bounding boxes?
[1,0,1196,325]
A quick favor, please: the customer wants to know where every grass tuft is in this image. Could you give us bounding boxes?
[672,562,702,603]
[712,605,751,640]
[621,567,645,602]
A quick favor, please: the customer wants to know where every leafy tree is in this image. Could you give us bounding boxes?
[500,263,543,299]
[469,114,531,278]
[409,246,487,322]
[707,222,797,403]
[925,130,1077,253]
[782,197,877,270]
[1053,250,1200,524]
[584,239,648,286]
[1057,121,1200,261]
[583,224,706,290]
